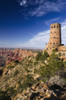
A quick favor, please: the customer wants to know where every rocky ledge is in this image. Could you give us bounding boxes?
[14,81,66,100]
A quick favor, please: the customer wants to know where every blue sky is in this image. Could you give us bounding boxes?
[0,0,66,49]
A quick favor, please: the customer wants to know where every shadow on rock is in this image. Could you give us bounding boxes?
[44,94,66,100]
[30,92,39,100]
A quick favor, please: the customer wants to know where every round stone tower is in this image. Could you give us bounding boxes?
[48,23,61,48]
[45,23,61,54]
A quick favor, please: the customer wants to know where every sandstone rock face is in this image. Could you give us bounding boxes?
[13,81,66,100]
[13,82,50,100]
[12,82,66,100]
[0,49,37,65]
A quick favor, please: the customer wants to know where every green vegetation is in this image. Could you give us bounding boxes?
[0,50,66,99]
[36,51,49,62]
[22,75,34,89]
[25,74,35,86]
[14,70,19,76]
[18,74,35,92]
[58,52,62,57]
[6,87,16,97]
[0,90,11,100]
[34,61,38,65]
[39,52,65,81]
[63,61,66,67]
[7,61,16,69]
[52,48,57,53]
[7,65,15,69]
[36,52,42,61]
[34,68,38,74]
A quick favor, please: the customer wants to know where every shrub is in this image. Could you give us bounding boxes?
[7,66,15,69]
[34,68,38,74]
[18,74,35,92]
[49,75,65,86]
[36,52,42,61]
[25,67,30,72]
[36,51,49,62]
[34,61,38,65]
[0,90,11,100]
[14,70,19,76]
[39,53,64,80]
[24,74,35,87]
[28,60,33,66]
[63,61,66,67]
[52,48,57,53]
[41,51,49,62]
[7,87,16,97]
[58,52,62,57]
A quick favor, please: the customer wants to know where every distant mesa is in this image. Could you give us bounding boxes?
[0,48,37,65]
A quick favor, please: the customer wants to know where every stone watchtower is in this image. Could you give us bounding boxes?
[45,23,61,54]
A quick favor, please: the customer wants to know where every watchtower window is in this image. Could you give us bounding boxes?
[53,37,56,38]
[53,42,55,44]
[51,26,53,28]
[57,26,58,28]
[54,26,55,28]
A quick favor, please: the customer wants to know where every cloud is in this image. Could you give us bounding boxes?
[61,20,66,45]
[18,19,66,49]
[18,30,50,49]
[30,0,66,17]
[45,17,60,25]
[17,0,27,6]
[17,0,66,17]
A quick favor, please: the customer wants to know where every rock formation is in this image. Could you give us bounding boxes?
[0,48,37,65]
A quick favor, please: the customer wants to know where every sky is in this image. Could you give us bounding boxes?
[0,0,66,49]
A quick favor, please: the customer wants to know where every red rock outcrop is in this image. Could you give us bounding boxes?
[0,49,37,65]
